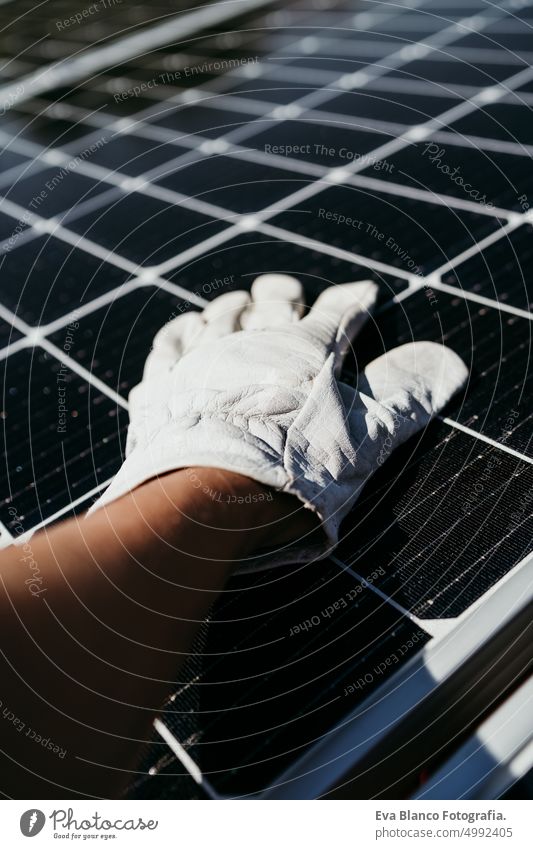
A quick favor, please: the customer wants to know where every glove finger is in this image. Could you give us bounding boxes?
[201,289,252,340]
[240,273,305,330]
[300,281,378,370]
[143,311,204,379]
[358,342,468,429]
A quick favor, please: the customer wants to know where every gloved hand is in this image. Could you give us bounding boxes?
[90,275,468,570]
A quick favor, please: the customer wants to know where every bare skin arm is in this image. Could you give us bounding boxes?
[0,468,315,799]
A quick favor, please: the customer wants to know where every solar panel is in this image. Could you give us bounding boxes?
[0,0,531,798]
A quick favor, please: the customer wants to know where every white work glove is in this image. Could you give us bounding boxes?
[90,275,468,570]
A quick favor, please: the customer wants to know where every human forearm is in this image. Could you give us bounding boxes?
[0,468,311,798]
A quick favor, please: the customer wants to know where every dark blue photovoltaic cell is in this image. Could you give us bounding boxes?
[374,139,533,213]
[75,134,195,177]
[65,192,230,266]
[151,104,253,138]
[48,287,195,396]
[451,103,533,146]
[441,224,533,312]
[272,185,504,275]
[4,167,109,218]
[2,106,100,148]
[35,85,161,117]
[0,236,133,325]
[0,150,30,176]
[325,90,460,124]
[0,349,127,532]
[453,30,533,54]
[0,211,29,244]
[155,155,312,214]
[0,317,22,348]
[248,119,394,166]
[222,78,319,103]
